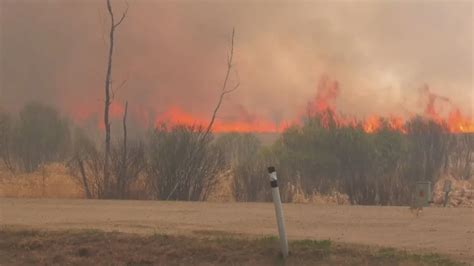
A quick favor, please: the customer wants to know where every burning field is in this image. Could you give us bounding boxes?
[1,1,473,265]
[65,76,473,135]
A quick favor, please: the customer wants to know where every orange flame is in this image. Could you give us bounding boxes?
[388,116,407,133]
[362,116,381,133]
[156,105,283,133]
[447,109,474,133]
[67,79,473,134]
[308,76,340,114]
[418,85,473,133]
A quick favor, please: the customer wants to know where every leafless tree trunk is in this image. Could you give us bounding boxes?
[78,158,92,199]
[203,28,239,139]
[104,0,128,197]
[122,101,128,163]
[119,101,128,198]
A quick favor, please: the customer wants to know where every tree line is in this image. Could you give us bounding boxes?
[232,111,473,205]
[0,104,471,205]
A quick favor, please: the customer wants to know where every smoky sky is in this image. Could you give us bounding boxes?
[1,0,472,125]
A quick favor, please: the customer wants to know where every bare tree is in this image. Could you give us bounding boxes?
[111,140,145,199]
[111,100,146,199]
[0,111,15,173]
[77,155,93,199]
[203,28,239,138]
[69,111,145,200]
[162,28,239,200]
[447,133,473,180]
[68,129,103,199]
[103,0,128,197]
[121,101,128,183]
[147,124,224,201]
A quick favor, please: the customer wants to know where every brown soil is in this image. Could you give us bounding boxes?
[1,198,473,263]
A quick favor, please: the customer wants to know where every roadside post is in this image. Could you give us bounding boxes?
[415,181,432,207]
[267,166,289,258]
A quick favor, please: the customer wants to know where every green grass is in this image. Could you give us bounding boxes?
[0,229,465,266]
[375,247,461,266]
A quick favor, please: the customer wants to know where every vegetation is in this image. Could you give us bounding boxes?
[0,229,463,265]
[146,124,225,201]
[0,102,70,173]
[230,112,471,205]
[0,102,472,204]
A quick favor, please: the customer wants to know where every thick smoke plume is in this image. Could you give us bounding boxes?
[1,0,472,132]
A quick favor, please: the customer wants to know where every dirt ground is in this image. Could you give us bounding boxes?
[1,198,473,263]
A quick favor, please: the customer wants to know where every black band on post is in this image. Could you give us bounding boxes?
[270,180,278,188]
[268,166,276,173]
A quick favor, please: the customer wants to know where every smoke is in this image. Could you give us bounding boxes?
[1,0,472,126]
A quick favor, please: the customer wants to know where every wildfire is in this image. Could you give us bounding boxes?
[448,109,474,133]
[303,79,473,134]
[363,116,382,133]
[156,106,283,133]
[417,85,473,133]
[388,116,407,133]
[308,76,340,114]
[68,78,473,134]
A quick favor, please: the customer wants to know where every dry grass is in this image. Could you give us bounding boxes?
[2,161,470,208]
[432,175,474,207]
[284,181,350,205]
[0,162,239,202]
[0,229,463,266]
[207,169,235,202]
[0,163,83,199]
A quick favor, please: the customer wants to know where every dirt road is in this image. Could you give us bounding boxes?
[1,198,473,263]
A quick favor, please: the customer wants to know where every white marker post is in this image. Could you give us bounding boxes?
[268,166,289,258]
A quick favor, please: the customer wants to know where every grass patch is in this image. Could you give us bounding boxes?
[376,247,400,259]
[375,248,461,266]
[0,229,465,266]
[293,239,332,250]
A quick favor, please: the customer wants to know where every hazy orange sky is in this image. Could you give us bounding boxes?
[1,0,472,128]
